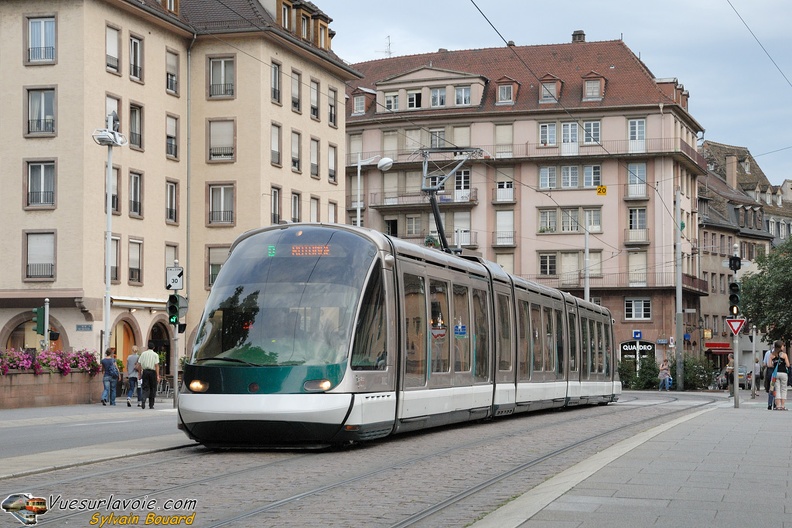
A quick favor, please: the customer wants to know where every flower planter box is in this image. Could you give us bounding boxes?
[0,371,98,409]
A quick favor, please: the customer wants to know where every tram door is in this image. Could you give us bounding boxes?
[493,286,516,409]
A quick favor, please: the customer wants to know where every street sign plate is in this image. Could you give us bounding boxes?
[166,266,184,290]
[726,318,745,335]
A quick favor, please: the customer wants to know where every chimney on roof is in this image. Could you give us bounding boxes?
[572,30,585,43]
[726,155,738,189]
[507,40,515,46]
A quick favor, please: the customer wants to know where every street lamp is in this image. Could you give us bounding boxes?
[356,153,393,227]
[92,112,127,356]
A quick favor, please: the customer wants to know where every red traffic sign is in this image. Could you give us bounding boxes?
[726,318,745,335]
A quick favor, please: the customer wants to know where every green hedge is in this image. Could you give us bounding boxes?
[617,353,715,390]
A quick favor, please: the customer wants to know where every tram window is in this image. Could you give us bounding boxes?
[531,304,542,372]
[581,317,590,377]
[351,262,387,370]
[403,273,427,387]
[567,312,578,372]
[588,318,597,375]
[543,306,554,373]
[497,294,512,371]
[555,308,564,378]
[518,300,530,380]
[472,288,490,382]
[452,284,471,372]
[430,279,450,373]
[596,320,605,374]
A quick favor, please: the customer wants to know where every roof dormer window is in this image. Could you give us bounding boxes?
[301,15,309,39]
[583,77,604,101]
[353,95,365,115]
[281,1,292,31]
[498,84,513,104]
[540,82,557,102]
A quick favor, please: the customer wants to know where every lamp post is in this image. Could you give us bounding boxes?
[356,153,393,227]
[92,112,127,355]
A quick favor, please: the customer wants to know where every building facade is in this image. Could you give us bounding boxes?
[344,32,708,357]
[0,0,355,371]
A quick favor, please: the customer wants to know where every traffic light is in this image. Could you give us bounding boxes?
[728,282,740,316]
[167,294,180,325]
[31,306,45,335]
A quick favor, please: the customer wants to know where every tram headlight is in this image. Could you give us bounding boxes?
[188,379,209,393]
[303,379,332,392]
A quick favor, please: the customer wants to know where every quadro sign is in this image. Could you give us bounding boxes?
[726,318,745,335]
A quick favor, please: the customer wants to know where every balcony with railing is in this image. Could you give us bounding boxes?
[130,63,142,79]
[27,263,54,279]
[129,200,141,216]
[27,191,54,206]
[129,132,142,148]
[28,118,54,134]
[166,137,178,157]
[493,186,515,203]
[166,73,178,92]
[346,136,707,172]
[209,210,234,224]
[209,146,234,160]
[210,83,234,97]
[492,231,516,247]
[106,54,118,71]
[129,267,141,283]
[397,230,479,249]
[166,207,177,222]
[366,188,478,210]
[28,47,55,62]
[271,88,280,102]
[524,271,708,295]
[624,228,650,244]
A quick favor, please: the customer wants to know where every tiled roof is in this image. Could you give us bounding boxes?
[347,39,691,119]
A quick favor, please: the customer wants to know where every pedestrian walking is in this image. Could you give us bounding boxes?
[100,349,119,406]
[137,346,160,409]
[751,356,761,399]
[764,346,775,409]
[771,341,790,411]
[126,346,141,408]
[725,353,734,398]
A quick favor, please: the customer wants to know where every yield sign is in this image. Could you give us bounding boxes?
[726,318,746,335]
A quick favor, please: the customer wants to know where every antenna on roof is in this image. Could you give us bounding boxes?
[377,36,392,58]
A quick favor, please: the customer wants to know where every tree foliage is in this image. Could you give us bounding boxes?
[741,237,792,343]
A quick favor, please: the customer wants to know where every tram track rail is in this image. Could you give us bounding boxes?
[11,394,716,527]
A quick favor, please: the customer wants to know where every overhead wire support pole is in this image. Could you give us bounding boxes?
[420,147,482,254]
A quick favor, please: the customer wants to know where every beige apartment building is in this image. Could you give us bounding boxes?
[0,0,355,371]
[344,32,709,355]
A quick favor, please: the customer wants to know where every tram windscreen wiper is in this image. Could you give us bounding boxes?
[193,357,264,367]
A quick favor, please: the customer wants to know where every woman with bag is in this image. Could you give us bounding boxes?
[771,341,790,411]
[658,359,671,391]
[100,348,119,406]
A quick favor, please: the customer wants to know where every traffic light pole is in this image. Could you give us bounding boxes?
[731,245,740,409]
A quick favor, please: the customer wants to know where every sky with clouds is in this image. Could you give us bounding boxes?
[319,0,792,185]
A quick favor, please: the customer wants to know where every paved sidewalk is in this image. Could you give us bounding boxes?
[472,395,792,528]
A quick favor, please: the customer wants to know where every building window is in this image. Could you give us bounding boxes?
[539,123,556,146]
[271,123,281,166]
[629,118,646,141]
[583,165,601,187]
[431,88,446,107]
[406,215,421,236]
[291,193,301,222]
[291,70,301,112]
[129,104,143,149]
[301,15,309,39]
[209,184,235,224]
[539,254,556,275]
[128,240,142,283]
[385,92,398,111]
[209,57,234,97]
[271,62,281,103]
[310,80,319,119]
[129,35,143,80]
[584,80,601,100]
[583,120,600,144]
[27,161,55,207]
[271,187,280,224]
[407,90,422,108]
[310,138,320,177]
[498,84,513,103]
[166,181,178,223]
[129,171,142,217]
[539,166,557,189]
[166,50,179,93]
[625,298,651,320]
[166,115,178,158]
[208,246,228,286]
[561,166,579,188]
[27,88,55,134]
[291,131,301,171]
[208,120,235,161]
[319,25,327,48]
[328,88,337,125]
[26,232,55,280]
[627,162,647,197]
[107,166,120,213]
[585,209,601,231]
[27,16,56,63]
[110,237,120,282]
[328,144,337,183]
[455,86,470,105]
[540,82,557,102]
[430,128,445,148]
[353,95,365,114]
[106,26,120,72]
[310,197,320,222]
[328,202,337,223]
[281,1,292,30]
[561,208,578,232]
[539,210,556,233]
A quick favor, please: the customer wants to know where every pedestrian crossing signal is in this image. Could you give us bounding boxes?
[167,294,179,325]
